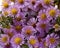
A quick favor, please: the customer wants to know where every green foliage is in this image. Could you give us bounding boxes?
[7,16,13,25]
[0,16,13,28]
[56,16,60,25]
[21,44,29,48]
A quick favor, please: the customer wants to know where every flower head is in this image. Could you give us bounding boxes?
[46,33,59,48]
[46,7,59,20]
[22,26,37,36]
[28,36,39,48]
[0,34,9,46]
[11,34,24,47]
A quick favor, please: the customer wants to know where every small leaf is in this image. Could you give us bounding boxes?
[7,16,13,25]
[21,44,29,48]
[56,16,60,25]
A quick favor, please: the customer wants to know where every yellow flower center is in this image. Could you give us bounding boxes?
[14,37,22,44]
[4,11,8,16]
[11,8,17,15]
[16,16,22,21]
[15,25,22,31]
[26,29,31,35]
[2,37,7,43]
[8,32,13,38]
[40,13,46,20]
[44,0,50,5]
[40,24,46,29]
[3,2,9,8]
[44,41,46,46]
[49,9,56,17]
[18,0,24,4]
[29,38,36,45]
[54,24,59,29]
[50,38,55,44]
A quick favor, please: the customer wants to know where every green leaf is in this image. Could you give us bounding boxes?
[56,16,60,25]
[7,16,13,25]
[21,44,29,48]
[1,22,7,28]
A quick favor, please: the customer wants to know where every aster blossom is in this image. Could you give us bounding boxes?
[0,0,60,48]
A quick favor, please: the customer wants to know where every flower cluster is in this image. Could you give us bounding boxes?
[0,0,60,48]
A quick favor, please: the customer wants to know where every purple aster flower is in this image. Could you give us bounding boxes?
[12,24,22,33]
[37,9,50,22]
[9,5,20,17]
[14,0,29,9]
[39,38,48,48]
[40,0,54,8]
[10,34,24,48]
[27,36,39,48]
[36,21,50,33]
[27,0,43,12]
[22,26,37,37]
[46,6,59,20]
[3,27,17,38]
[13,12,26,26]
[46,33,59,48]
[2,9,10,16]
[27,17,37,27]
[0,34,9,46]
[2,1,11,16]
[2,43,13,48]
[53,24,60,31]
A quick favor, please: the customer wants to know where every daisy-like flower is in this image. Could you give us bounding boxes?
[13,12,26,26]
[27,0,43,12]
[40,0,54,8]
[37,9,49,22]
[0,34,9,46]
[13,24,22,33]
[3,43,13,48]
[36,21,50,33]
[2,9,9,16]
[15,0,29,9]
[3,27,17,38]
[53,24,60,31]
[10,34,24,48]
[46,33,59,48]
[40,39,48,48]
[2,1,9,9]
[46,6,59,20]
[28,36,39,48]
[27,17,37,27]
[22,26,37,37]
[9,5,20,17]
